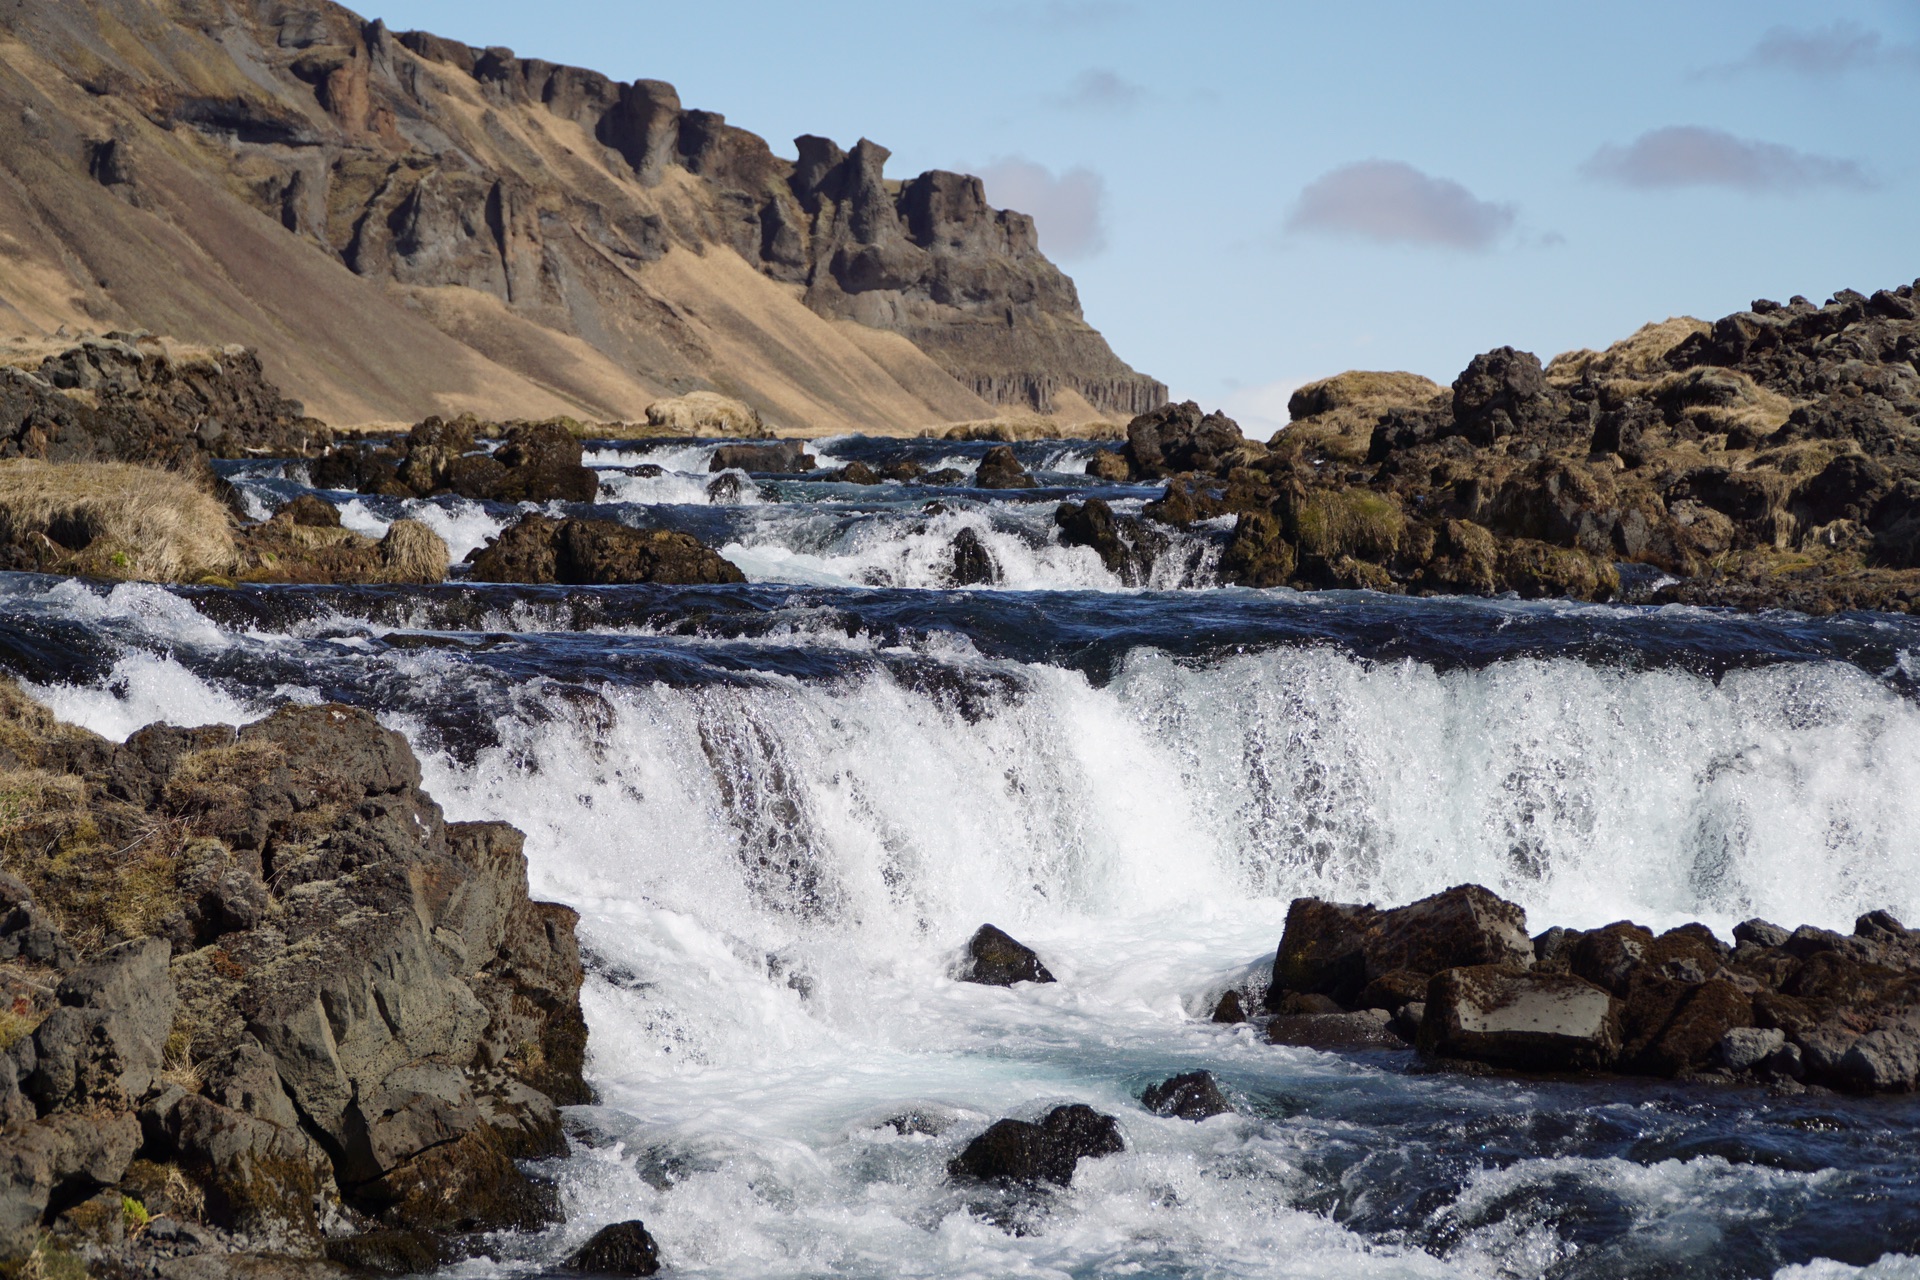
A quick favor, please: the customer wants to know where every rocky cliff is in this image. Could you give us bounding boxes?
[0,0,1162,433]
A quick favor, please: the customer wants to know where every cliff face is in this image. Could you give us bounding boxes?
[0,0,1162,433]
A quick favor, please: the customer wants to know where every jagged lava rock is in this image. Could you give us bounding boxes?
[566,1220,661,1276]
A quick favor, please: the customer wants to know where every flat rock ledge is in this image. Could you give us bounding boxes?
[1218,883,1920,1093]
[0,682,590,1277]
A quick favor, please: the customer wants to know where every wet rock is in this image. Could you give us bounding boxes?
[1734,919,1791,949]
[1837,1021,1920,1092]
[1219,510,1295,587]
[1054,498,1163,585]
[1418,966,1622,1071]
[923,467,966,486]
[958,924,1054,986]
[1266,1009,1401,1050]
[974,446,1038,490]
[565,1220,661,1275]
[324,1229,450,1276]
[832,460,882,484]
[710,441,811,473]
[948,1104,1123,1186]
[1085,450,1131,482]
[949,527,996,586]
[1269,885,1532,1008]
[1141,1070,1231,1120]
[466,514,746,585]
[705,473,744,502]
[1210,990,1246,1024]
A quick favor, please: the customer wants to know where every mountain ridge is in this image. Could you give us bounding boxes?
[0,0,1164,433]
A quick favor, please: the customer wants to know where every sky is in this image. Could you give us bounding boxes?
[362,1,1919,434]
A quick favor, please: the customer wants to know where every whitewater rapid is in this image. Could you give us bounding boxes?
[6,435,1920,1278]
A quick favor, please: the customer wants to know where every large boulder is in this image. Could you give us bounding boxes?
[948,1104,1123,1186]
[973,446,1037,490]
[1123,401,1244,478]
[1269,885,1532,1008]
[709,441,812,473]
[1447,347,1564,447]
[466,514,746,585]
[1418,966,1622,1071]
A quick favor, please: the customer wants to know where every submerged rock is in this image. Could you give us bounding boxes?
[959,924,1055,986]
[948,1104,1123,1186]
[1141,1071,1232,1120]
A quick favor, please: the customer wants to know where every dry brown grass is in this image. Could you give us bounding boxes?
[645,391,767,437]
[1612,367,1795,437]
[1276,370,1448,462]
[0,460,235,581]
[375,519,450,584]
[929,415,1126,442]
[1547,317,1711,387]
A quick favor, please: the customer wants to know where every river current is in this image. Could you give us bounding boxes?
[5,436,1919,1279]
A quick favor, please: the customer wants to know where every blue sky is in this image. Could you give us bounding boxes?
[364,1,1920,433]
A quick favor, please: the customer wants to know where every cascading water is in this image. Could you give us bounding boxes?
[4,436,1919,1279]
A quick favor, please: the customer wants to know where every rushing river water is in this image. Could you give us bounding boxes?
[6,436,1920,1279]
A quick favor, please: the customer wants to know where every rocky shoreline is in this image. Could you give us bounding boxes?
[0,683,591,1278]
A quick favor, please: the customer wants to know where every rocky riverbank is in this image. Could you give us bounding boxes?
[0,683,591,1277]
[1211,884,1920,1093]
[1078,279,1920,614]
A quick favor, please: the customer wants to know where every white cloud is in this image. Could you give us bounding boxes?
[1582,126,1870,193]
[1052,69,1146,111]
[1702,20,1920,77]
[1284,161,1517,251]
[976,158,1108,259]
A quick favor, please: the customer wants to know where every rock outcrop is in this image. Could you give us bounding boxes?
[313,418,599,504]
[1252,882,1920,1092]
[0,336,328,469]
[0,686,588,1274]
[1123,280,1920,612]
[0,0,1160,433]
[466,514,744,586]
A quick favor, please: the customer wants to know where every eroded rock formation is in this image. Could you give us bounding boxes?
[0,686,587,1274]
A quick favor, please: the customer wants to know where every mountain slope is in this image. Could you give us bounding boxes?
[0,0,1164,433]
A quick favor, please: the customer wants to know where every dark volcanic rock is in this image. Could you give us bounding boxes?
[566,1220,661,1276]
[1418,966,1623,1071]
[1268,884,1531,1009]
[1253,881,1920,1093]
[1141,1071,1231,1120]
[710,441,813,473]
[959,924,1055,986]
[0,337,328,469]
[948,1104,1123,1186]
[1124,401,1245,478]
[1054,498,1164,585]
[949,527,997,586]
[315,417,598,504]
[974,446,1038,490]
[466,514,746,585]
[0,686,590,1270]
[1447,347,1564,447]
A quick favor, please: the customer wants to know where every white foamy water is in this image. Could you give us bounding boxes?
[719,503,1219,591]
[18,589,1920,1278]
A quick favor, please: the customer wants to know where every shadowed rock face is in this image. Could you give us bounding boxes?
[0,0,1161,431]
[0,687,588,1271]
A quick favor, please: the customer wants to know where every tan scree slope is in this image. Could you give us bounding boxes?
[0,0,1159,433]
